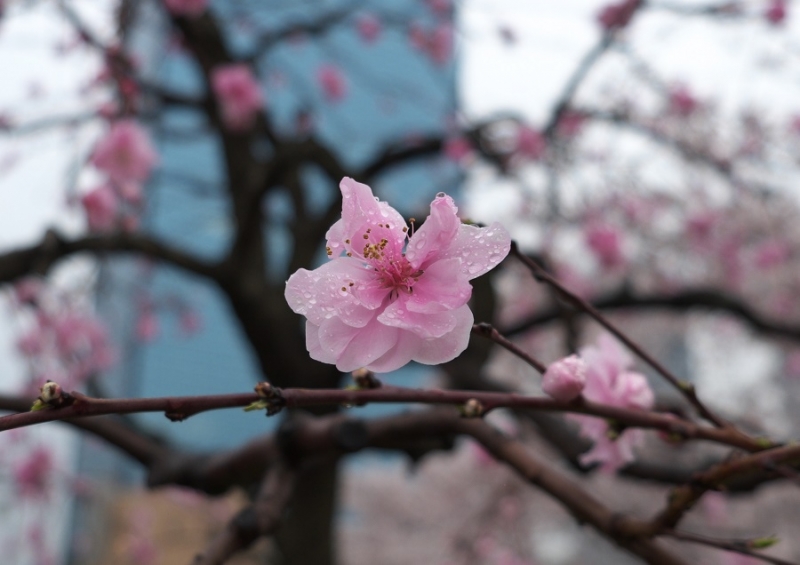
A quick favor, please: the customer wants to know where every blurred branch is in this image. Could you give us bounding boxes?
[0,229,220,284]
[503,287,800,343]
[662,530,794,565]
[245,3,361,62]
[0,394,167,466]
[192,458,296,565]
[652,442,800,531]
[458,418,689,565]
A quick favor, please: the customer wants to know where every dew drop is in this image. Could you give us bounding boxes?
[436,192,446,198]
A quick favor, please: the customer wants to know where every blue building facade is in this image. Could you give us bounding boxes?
[99,0,460,449]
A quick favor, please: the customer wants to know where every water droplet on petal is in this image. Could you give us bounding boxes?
[436,192,445,198]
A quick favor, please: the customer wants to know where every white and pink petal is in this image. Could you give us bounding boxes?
[436,222,511,280]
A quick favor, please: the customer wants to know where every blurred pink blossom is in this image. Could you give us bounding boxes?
[597,0,641,30]
[668,85,699,117]
[514,126,546,160]
[81,185,118,232]
[285,178,510,373]
[179,310,202,335]
[14,277,43,305]
[427,24,453,65]
[163,0,207,17]
[571,334,654,472]
[91,120,158,184]
[355,13,381,43]
[765,0,787,25]
[443,136,473,163]
[427,0,451,17]
[14,447,53,499]
[136,310,159,342]
[557,109,586,137]
[542,354,586,401]
[408,22,428,51]
[317,64,347,102]
[754,239,790,270]
[585,224,625,269]
[211,64,264,131]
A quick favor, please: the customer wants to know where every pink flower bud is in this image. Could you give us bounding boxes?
[355,13,381,43]
[542,354,586,401]
[317,64,347,102]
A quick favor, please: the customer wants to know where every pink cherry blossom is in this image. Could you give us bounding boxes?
[13,277,43,305]
[571,334,654,472]
[514,125,546,160]
[408,22,428,51]
[597,0,641,30]
[557,109,586,137]
[765,0,787,25]
[427,0,451,17]
[754,238,790,270]
[668,85,699,117]
[136,310,159,342]
[211,64,264,131]
[81,185,118,232]
[585,224,625,269]
[91,120,158,184]
[317,64,347,103]
[179,310,202,335]
[163,0,207,18]
[426,24,453,65]
[355,13,381,44]
[542,354,586,401]
[285,178,510,373]
[13,447,53,499]
[444,136,473,163]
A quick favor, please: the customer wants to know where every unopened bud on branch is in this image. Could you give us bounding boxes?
[462,398,484,418]
[352,368,382,389]
[542,354,586,401]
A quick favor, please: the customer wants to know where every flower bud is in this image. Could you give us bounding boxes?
[352,368,381,389]
[462,398,484,418]
[39,380,63,404]
[542,354,586,401]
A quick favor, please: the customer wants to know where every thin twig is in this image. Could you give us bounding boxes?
[662,530,796,565]
[472,322,548,373]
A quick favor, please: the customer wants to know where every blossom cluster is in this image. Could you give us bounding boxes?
[12,278,115,392]
[211,64,264,131]
[83,120,158,233]
[543,334,654,472]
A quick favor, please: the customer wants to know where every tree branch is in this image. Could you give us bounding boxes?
[0,229,220,284]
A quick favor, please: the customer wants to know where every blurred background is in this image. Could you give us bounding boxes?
[1,0,800,564]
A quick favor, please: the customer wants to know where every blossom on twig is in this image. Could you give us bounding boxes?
[571,334,654,472]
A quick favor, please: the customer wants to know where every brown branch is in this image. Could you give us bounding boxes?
[502,287,800,344]
[662,530,795,565]
[0,394,167,466]
[458,418,689,565]
[0,229,220,285]
[0,386,768,453]
[192,458,296,565]
[652,442,800,531]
